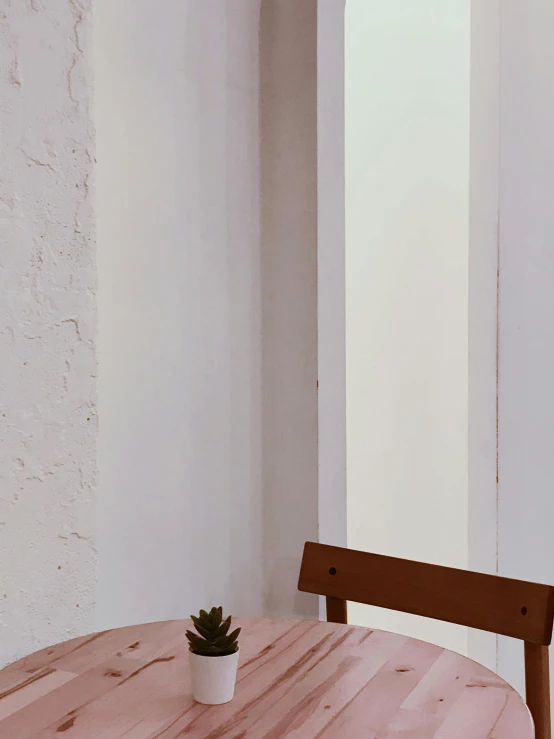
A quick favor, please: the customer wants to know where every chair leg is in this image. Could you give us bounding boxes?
[525,642,551,739]
[326,596,347,624]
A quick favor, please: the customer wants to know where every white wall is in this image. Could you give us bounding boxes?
[96,0,319,627]
[0,0,97,666]
[466,0,554,694]
[496,0,554,697]
[345,0,470,653]
[0,0,318,664]
[95,0,264,627]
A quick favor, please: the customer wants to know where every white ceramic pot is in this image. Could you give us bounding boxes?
[189,649,240,705]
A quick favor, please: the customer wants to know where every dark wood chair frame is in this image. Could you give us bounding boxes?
[298,541,554,739]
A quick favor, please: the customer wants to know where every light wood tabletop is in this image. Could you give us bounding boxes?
[0,617,533,738]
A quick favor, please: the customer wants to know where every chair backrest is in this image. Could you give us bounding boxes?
[298,542,554,739]
[298,542,554,643]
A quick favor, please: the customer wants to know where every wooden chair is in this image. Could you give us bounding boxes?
[298,542,554,739]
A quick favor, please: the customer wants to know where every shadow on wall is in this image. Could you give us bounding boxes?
[95,0,319,628]
[260,0,319,619]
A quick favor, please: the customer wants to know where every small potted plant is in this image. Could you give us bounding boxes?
[186,607,241,705]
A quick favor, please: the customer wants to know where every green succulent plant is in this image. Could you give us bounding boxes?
[186,607,241,657]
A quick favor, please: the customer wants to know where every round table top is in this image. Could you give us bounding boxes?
[0,617,532,738]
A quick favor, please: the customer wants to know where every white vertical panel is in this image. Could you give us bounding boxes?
[497,0,554,697]
[317,0,347,551]
[467,0,500,672]
[345,0,470,654]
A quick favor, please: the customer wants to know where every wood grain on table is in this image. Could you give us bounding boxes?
[0,617,533,738]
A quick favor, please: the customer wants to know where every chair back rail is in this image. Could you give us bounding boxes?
[298,541,554,739]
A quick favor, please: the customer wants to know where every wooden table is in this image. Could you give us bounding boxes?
[0,617,533,738]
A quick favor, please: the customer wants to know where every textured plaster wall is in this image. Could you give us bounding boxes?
[0,0,97,666]
[1,0,318,661]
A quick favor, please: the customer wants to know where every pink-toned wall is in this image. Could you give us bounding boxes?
[0,0,97,668]
[260,0,319,618]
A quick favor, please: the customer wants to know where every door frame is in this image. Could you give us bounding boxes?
[316,0,500,665]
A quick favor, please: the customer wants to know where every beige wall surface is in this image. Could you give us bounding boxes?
[0,0,97,667]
